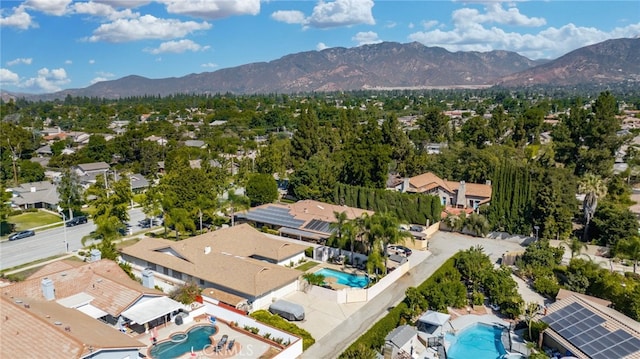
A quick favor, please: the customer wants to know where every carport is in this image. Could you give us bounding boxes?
[121,296,184,332]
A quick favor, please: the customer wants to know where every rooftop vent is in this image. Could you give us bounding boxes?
[204,246,211,255]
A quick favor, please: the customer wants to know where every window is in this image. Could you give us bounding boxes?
[171,270,182,280]
[163,267,169,275]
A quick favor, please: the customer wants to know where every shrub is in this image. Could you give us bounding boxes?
[250,310,315,350]
[304,247,314,258]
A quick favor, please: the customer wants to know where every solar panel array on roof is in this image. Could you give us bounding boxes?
[304,219,333,234]
[236,206,305,229]
[541,301,640,359]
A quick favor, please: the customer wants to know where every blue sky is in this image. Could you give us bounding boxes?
[1,0,639,94]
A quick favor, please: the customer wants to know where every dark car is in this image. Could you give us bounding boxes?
[9,230,35,241]
[65,215,88,227]
[396,245,412,256]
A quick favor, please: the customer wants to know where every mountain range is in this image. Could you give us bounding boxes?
[7,37,640,100]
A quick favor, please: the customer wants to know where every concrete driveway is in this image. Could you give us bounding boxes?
[298,230,528,359]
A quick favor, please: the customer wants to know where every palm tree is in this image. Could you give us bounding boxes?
[369,212,408,273]
[343,222,357,264]
[578,173,607,241]
[354,213,372,254]
[221,189,250,226]
[615,236,640,273]
[193,194,214,234]
[562,237,589,258]
[328,211,348,255]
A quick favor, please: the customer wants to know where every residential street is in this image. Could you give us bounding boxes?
[0,208,146,270]
[300,231,527,359]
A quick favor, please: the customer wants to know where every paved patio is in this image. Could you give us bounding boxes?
[136,319,274,358]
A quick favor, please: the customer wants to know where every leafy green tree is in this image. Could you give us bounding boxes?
[460,116,490,148]
[590,200,638,246]
[84,173,131,249]
[0,182,13,235]
[341,119,392,188]
[464,212,490,237]
[141,185,163,226]
[221,189,250,226]
[291,107,322,166]
[416,107,449,143]
[289,154,339,202]
[245,173,278,206]
[1,122,39,185]
[166,207,196,239]
[18,160,45,183]
[84,135,111,163]
[455,245,492,289]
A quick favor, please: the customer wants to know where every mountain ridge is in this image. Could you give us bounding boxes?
[5,38,639,100]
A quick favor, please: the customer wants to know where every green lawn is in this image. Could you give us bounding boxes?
[10,211,62,231]
[295,261,319,271]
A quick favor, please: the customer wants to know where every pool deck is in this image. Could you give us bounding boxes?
[137,319,274,358]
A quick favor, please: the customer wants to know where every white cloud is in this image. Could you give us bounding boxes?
[65,60,73,65]
[273,0,375,29]
[7,58,33,66]
[145,39,210,54]
[384,21,396,29]
[93,0,151,8]
[316,42,329,51]
[201,62,218,68]
[421,20,438,30]
[90,77,108,84]
[0,5,36,29]
[408,21,640,59]
[72,2,138,21]
[0,68,20,84]
[271,10,306,25]
[158,0,260,20]
[21,67,70,93]
[352,31,381,46]
[89,59,95,64]
[451,3,545,28]
[86,15,211,42]
[24,0,72,16]
[407,3,640,59]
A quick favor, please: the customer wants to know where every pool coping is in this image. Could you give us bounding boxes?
[444,314,511,355]
[147,323,219,358]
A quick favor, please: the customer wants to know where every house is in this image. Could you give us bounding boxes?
[383,325,418,359]
[184,140,206,148]
[74,162,110,186]
[236,199,373,243]
[112,172,150,192]
[144,135,167,146]
[540,294,640,359]
[36,145,53,156]
[9,181,60,210]
[394,172,492,210]
[119,224,307,312]
[424,142,447,155]
[0,257,184,358]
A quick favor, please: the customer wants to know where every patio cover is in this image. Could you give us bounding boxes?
[418,310,451,326]
[278,227,328,241]
[121,296,183,324]
[76,304,109,319]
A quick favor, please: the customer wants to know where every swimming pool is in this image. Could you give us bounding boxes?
[149,325,217,359]
[445,323,507,359]
[315,268,369,288]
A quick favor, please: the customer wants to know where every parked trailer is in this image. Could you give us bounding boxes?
[269,300,305,321]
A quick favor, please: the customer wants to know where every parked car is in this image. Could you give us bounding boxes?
[395,245,412,257]
[65,215,88,227]
[9,230,35,241]
[387,245,412,257]
[409,225,424,232]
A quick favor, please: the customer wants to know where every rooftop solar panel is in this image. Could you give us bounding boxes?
[543,301,640,359]
[304,219,333,233]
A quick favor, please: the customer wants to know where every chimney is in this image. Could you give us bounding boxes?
[90,249,101,262]
[486,179,492,186]
[141,269,155,289]
[41,278,55,300]
[456,181,467,208]
[204,246,211,255]
[30,186,36,193]
[402,178,409,193]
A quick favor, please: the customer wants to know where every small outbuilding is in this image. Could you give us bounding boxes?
[417,310,451,335]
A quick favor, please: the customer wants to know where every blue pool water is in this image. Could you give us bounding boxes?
[149,325,217,359]
[445,323,507,359]
[315,268,369,288]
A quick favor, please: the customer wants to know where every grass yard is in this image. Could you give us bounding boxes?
[295,261,319,271]
[10,211,62,231]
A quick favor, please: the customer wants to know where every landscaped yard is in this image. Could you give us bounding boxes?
[9,211,62,231]
[295,261,319,271]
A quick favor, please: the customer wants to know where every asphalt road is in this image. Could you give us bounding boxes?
[0,208,146,270]
[300,231,527,359]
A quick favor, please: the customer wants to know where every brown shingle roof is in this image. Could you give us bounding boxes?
[445,180,492,199]
[120,224,304,297]
[288,199,373,223]
[0,296,144,359]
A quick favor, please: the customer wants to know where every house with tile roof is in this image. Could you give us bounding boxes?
[119,224,307,312]
[236,199,374,243]
[392,172,492,211]
[0,258,186,358]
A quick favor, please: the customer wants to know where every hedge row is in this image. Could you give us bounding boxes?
[340,255,462,358]
[250,310,315,350]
